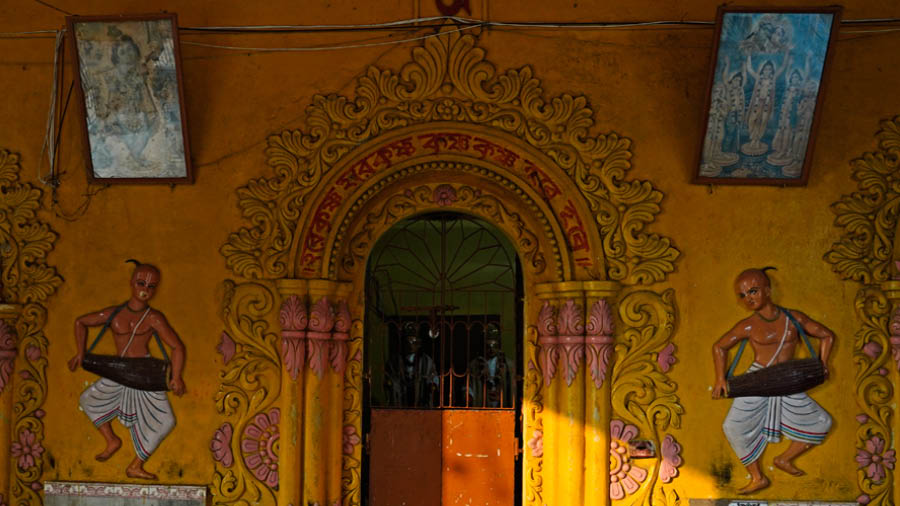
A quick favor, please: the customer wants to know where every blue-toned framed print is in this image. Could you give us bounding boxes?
[693,6,841,186]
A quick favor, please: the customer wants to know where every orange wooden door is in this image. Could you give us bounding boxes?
[369,409,442,506]
[369,408,516,506]
[442,409,516,506]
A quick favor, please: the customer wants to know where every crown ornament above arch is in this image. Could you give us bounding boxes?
[221,26,679,285]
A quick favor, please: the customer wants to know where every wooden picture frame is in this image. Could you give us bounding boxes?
[692,6,842,186]
[67,13,193,184]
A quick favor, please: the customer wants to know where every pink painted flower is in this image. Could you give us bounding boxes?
[432,184,457,206]
[217,332,236,365]
[856,435,895,482]
[659,434,683,484]
[857,414,869,424]
[210,422,234,467]
[858,494,871,504]
[343,425,360,455]
[242,408,280,489]
[527,429,543,458]
[25,345,41,361]
[863,341,882,359]
[609,419,648,500]
[657,343,677,373]
[10,429,43,470]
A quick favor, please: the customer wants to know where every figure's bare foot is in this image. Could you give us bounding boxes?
[774,456,805,476]
[738,475,770,495]
[95,434,122,462]
[126,459,158,480]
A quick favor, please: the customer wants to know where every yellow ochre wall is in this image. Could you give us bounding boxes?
[0,0,899,503]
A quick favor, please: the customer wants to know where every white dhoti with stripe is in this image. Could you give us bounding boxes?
[79,378,176,460]
[723,363,831,465]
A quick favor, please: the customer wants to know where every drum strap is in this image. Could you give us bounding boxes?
[726,306,817,379]
[86,303,169,362]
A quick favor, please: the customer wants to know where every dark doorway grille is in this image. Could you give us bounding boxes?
[365,212,521,409]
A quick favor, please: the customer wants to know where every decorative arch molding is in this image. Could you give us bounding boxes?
[221,28,679,286]
[217,26,683,506]
[825,116,900,506]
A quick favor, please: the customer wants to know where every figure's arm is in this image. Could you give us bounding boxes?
[790,310,835,377]
[150,312,186,395]
[777,54,792,76]
[745,54,758,79]
[69,307,118,371]
[711,322,749,399]
[721,59,731,83]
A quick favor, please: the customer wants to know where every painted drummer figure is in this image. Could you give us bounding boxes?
[68,260,186,480]
[711,267,835,494]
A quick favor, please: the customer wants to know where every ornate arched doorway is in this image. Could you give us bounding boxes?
[364,211,523,505]
[216,27,681,506]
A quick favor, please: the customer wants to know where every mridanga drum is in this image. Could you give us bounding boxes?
[726,307,826,398]
[80,304,171,392]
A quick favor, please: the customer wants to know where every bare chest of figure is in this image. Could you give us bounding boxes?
[749,317,799,364]
[109,312,153,356]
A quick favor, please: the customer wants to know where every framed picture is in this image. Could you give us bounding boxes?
[67,13,193,183]
[692,6,841,186]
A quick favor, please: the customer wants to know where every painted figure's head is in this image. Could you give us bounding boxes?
[127,259,161,303]
[761,61,775,78]
[111,35,140,66]
[789,70,803,86]
[734,267,775,312]
[729,72,743,87]
[402,322,421,355]
[485,323,501,358]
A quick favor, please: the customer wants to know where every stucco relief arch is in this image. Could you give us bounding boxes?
[217,26,682,506]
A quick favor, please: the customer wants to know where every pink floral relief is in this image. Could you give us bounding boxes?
[527,429,543,458]
[657,343,677,373]
[343,425,360,455]
[862,341,882,359]
[558,299,585,387]
[217,331,236,365]
[856,435,895,483]
[537,302,559,386]
[210,422,234,467]
[10,429,43,470]
[280,296,308,381]
[659,434,683,484]
[0,320,16,395]
[307,298,335,379]
[609,419,647,500]
[242,408,280,489]
[330,301,352,374]
[890,306,900,371]
[585,300,614,389]
[432,184,457,206]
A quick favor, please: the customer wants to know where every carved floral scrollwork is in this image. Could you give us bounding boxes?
[523,324,544,505]
[825,117,900,506]
[212,280,281,506]
[557,299,585,386]
[279,295,308,381]
[0,320,16,394]
[611,289,682,505]
[825,117,900,284]
[341,319,363,506]
[0,150,62,506]
[222,29,678,286]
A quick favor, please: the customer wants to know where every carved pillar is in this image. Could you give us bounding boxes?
[535,281,619,506]
[583,282,618,506]
[276,279,309,506]
[276,279,352,506]
[0,304,21,504]
[536,282,586,506]
[883,280,900,506]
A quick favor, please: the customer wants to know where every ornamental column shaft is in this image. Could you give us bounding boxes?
[0,304,21,504]
[277,279,352,506]
[883,280,900,506]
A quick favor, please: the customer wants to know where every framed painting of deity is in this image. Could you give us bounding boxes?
[67,13,193,183]
[692,6,841,186]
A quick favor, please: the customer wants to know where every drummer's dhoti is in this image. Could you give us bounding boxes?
[79,378,175,460]
[723,363,832,465]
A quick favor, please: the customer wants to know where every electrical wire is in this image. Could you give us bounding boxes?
[181,23,482,52]
[37,29,63,186]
